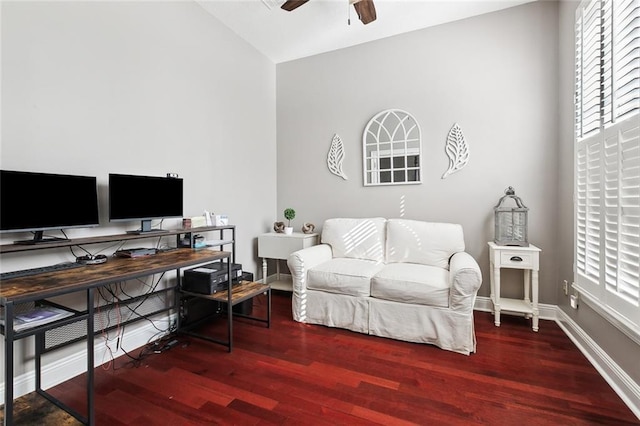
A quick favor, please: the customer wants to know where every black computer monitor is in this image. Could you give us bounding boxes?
[108,173,183,234]
[0,170,100,244]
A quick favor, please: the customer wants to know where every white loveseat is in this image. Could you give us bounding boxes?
[287,218,482,355]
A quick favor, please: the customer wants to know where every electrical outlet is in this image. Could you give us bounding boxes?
[563,280,568,296]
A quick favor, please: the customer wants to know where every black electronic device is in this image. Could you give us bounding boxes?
[182,262,243,294]
[75,254,108,265]
[114,247,158,258]
[0,170,100,244]
[108,173,183,234]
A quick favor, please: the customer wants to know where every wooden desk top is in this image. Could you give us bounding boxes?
[0,249,229,303]
[182,281,270,306]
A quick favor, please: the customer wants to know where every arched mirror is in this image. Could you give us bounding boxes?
[363,109,422,186]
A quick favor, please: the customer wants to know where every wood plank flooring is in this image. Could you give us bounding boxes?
[3,291,639,425]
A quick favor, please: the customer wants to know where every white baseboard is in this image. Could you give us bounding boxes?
[555,308,640,419]
[0,314,175,402]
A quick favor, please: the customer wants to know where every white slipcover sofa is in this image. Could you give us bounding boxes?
[287,218,482,355]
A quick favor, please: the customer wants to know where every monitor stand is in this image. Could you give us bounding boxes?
[126,220,169,235]
[14,231,69,245]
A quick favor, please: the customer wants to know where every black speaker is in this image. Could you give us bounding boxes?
[233,271,254,315]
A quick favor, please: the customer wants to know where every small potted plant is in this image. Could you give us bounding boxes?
[283,208,296,235]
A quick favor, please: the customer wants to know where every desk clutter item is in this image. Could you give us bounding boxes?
[214,214,229,226]
[1,305,74,332]
[114,247,157,258]
[182,261,243,294]
[189,216,208,229]
[76,254,108,265]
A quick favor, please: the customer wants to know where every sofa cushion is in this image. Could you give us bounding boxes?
[386,219,465,269]
[371,263,450,308]
[307,258,384,297]
[321,218,386,262]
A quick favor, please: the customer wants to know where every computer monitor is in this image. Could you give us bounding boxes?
[108,173,183,234]
[0,170,100,244]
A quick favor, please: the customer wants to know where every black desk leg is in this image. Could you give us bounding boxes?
[36,332,44,392]
[87,288,95,426]
[227,261,233,353]
[267,289,271,328]
[4,302,14,426]
[176,268,182,331]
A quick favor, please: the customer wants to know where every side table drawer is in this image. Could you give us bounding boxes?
[499,251,535,269]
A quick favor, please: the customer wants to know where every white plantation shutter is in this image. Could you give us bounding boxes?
[576,0,603,138]
[606,0,640,122]
[576,137,603,282]
[575,0,640,336]
[603,121,640,323]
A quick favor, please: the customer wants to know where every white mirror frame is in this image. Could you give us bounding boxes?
[362,109,422,186]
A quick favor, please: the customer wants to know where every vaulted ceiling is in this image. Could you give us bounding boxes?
[197,0,537,63]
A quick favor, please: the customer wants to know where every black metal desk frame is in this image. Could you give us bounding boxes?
[1,249,230,426]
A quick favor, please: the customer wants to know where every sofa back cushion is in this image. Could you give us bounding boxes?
[386,219,465,269]
[321,217,386,262]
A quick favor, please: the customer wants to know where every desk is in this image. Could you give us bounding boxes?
[1,248,229,426]
[258,232,318,291]
[488,242,541,331]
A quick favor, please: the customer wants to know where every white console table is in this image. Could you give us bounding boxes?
[258,232,318,291]
[488,242,541,331]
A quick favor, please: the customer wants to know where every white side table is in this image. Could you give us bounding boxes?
[488,242,541,331]
[258,232,318,291]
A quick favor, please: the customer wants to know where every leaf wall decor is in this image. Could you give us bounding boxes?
[441,123,469,179]
[327,133,348,180]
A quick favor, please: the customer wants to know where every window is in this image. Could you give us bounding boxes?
[363,109,422,186]
[574,0,640,339]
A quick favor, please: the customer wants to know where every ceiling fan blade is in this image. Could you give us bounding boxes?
[281,0,309,12]
[353,0,376,24]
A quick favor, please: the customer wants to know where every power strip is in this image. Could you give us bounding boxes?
[154,338,179,354]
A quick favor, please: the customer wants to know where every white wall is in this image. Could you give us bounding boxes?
[1,1,276,396]
[276,1,560,303]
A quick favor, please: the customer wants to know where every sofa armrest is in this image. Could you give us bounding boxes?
[449,252,483,313]
[287,244,333,292]
[287,244,333,322]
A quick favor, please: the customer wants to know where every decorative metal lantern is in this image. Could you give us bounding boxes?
[494,186,529,246]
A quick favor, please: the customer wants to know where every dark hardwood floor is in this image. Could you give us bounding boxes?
[3,291,639,425]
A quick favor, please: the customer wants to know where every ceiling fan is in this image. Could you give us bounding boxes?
[280,0,377,25]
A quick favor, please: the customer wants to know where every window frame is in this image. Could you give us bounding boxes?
[573,0,640,343]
